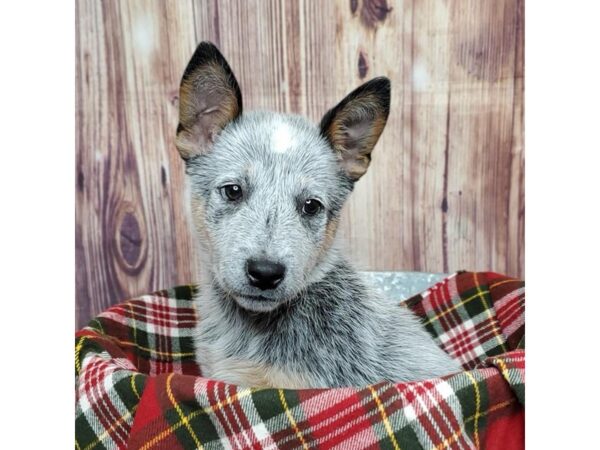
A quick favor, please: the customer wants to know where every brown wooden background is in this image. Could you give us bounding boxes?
[76,0,524,328]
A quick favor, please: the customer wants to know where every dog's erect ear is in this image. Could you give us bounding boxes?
[319,77,390,181]
[176,42,242,160]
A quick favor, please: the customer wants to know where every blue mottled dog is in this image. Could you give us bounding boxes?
[175,42,459,388]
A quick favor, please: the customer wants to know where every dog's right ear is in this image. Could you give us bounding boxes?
[176,42,243,160]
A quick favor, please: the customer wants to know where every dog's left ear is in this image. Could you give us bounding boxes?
[176,42,243,160]
[320,77,390,181]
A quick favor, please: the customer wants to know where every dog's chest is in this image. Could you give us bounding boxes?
[192,288,379,388]
[195,325,317,388]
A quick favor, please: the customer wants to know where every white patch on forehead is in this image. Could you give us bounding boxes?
[271,122,295,154]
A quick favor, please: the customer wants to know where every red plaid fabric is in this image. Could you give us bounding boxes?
[75,272,525,449]
[405,272,525,369]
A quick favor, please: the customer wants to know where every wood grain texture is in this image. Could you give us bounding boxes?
[76,0,524,328]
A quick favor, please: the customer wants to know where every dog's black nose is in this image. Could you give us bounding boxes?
[246,259,286,290]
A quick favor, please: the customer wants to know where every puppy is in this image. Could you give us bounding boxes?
[175,42,460,388]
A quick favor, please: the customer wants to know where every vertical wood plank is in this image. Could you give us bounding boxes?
[445,0,522,275]
[76,0,200,327]
[507,0,525,277]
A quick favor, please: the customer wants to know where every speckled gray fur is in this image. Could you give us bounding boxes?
[177,42,460,388]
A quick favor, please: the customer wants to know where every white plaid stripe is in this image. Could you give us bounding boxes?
[396,379,475,450]
[313,404,382,448]
[264,384,403,448]
[420,272,459,301]
[138,294,196,309]
[503,311,524,341]
[436,310,506,366]
[447,367,497,393]
[77,354,103,415]
[495,287,525,338]
[155,370,505,450]
[209,382,240,449]
[330,426,378,450]
[494,287,525,312]
[282,388,365,446]
[422,381,471,450]
[155,297,171,375]
[204,440,233,450]
[76,356,135,448]
[299,387,356,416]
[304,399,383,448]
[192,379,262,449]
[87,310,193,342]
[111,357,138,371]
[219,384,253,449]
[236,390,281,449]
[250,422,278,450]
[238,395,282,449]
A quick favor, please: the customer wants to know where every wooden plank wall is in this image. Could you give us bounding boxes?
[76,0,524,328]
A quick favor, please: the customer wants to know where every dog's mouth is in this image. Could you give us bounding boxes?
[231,293,286,312]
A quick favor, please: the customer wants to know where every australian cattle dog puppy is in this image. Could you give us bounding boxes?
[175,42,460,388]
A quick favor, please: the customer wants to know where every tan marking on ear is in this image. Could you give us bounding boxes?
[176,61,241,159]
[175,128,201,160]
[326,93,388,180]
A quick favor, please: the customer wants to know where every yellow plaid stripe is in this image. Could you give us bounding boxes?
[473,273,508,353]
[489,278,521,290]
[75,336,86,374]
[423,290,490,326]
[367,385,401,450]
[166,373,204,450]
[435,398,517,450]
[115,337,196,358]
[82,404,138,450]
[139,386,255,450]
[464,371,481,448]
[465,398,515,423]
[432,392,515,450]
[279,389,309,450]
[131,373,142,400]
[434,425,465,450]
[128,302,138,346]
[82,334,195,358]
[494,356,512,384]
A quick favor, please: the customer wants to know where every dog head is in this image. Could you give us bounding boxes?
[176,42,390,312]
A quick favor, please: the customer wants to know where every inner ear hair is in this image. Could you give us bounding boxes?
[176,42,243,160]
[320,77,390,181]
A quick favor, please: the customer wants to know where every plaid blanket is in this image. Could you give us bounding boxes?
[75,271,524,450]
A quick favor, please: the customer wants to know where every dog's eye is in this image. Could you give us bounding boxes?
[222,184,243,201]
[302,199,322,216]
